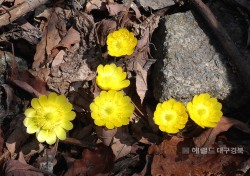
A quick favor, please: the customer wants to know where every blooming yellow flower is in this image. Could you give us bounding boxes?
[153,99,188,133]
[23,93,76,145]
[90,90,135,129]
[187,93,223,128]
[107,28,137,57]
[96,63,130,91]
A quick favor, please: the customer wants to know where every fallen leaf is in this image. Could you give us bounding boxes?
[9,69,47,97]
[56,27,80,49]
[13,0,26,6]
[33,11,65,69]
[21,139,44,162]
[6,127,30,156]
[135,62,148,103]
[150,136,248,175]
[51,50,65,67]
[111,127,134,159]
[194,116,250,148]
[1,84,14,112]
[106,3,127,16]
[95,126,117,146]
[239,157,250,173]
[75,12,95,50]
[85,0,106,13]
[65,143,115,176]
[95,19,117,46]
[0,127,4,156]
[5,160,43,176]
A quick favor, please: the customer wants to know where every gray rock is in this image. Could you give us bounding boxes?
[152,10,247,113]
[0,51,28,84]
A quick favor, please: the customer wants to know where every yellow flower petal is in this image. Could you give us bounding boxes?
[63,111,76,121]
[106,122,115,129]
[61,121,73,130]
[38,95,48,107]
[54,126,66,140]
[37,130,48,142]
[55,95,67,105]
[24,108,36,117]
[46,130,57,145]
[31,98,41,109]
[94,119,105,126]
[48,92,57,103]
[97,65,104,75]
[27,124,40,134]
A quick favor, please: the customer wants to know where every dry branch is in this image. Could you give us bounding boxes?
[189,0,250,90]
[0,0,49,28]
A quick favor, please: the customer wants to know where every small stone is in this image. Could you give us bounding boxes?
[0,51,27,84]
[152,10,247,113]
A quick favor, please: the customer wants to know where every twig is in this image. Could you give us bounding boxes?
[189,0,250,90]
[62,137,96,149]
[0,0,49,28]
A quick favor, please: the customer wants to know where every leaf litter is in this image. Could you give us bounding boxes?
[0,0,249,175]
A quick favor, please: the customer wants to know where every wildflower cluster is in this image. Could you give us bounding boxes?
[23,27,223,145]
[91,64,134,129]
[153,93,223,133]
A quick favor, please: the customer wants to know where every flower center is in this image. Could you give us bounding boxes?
[104,107,113,115]
[164,111,176,122]
[45,112,54,121]
[197,106,208,118]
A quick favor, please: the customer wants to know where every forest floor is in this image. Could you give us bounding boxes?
[0,0,250,175]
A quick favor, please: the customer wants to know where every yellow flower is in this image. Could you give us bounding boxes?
[107,28,137,57]
[90,90,135,129]
[23,93,76,145]
[96,63,130,91]
[187,93,223,128]
[153,99,188,133]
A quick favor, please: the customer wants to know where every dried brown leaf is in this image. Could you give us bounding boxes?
[57,27,81,49]
[65,143,115,176]
[194,116,250,148]
[135,62,148,103]
[1,84,14,112]
[14,0,26,5]
[51,50,65,67]
[150,136,248,175]
[9,69,47,97]
[111,127,134,159]
[95,126,117,146]
[95,19,117,46]
[106,3,127,16]
[5,160,43,176]
[0,127,4,156]
[6,127,29,156]
[85,0,106,13]
[239,157,250,173]
[33,11,65,68]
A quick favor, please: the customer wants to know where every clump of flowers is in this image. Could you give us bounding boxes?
[187,93,223,128]
[90,90,135,129]
[153,99,188,133]
[23,93,76,145]
[96,63,130,91]
[107,28,137,57]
